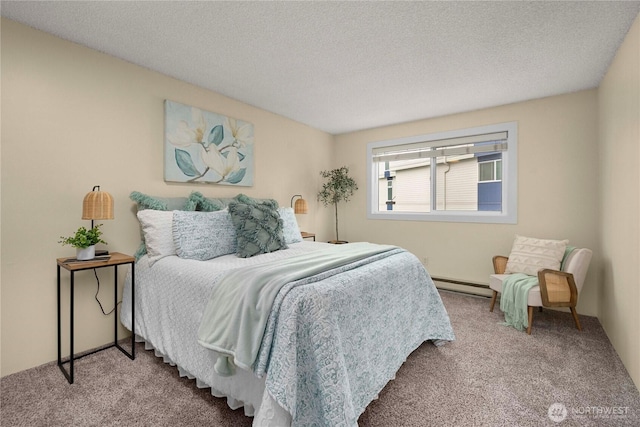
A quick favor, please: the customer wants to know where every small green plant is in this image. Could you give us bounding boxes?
[59,224,107,248]
[317,166,358,242]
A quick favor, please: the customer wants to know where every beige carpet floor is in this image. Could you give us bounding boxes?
[1,290,639,426]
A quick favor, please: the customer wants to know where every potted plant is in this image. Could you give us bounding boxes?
[317,166,358,244]
[59,224,107,260]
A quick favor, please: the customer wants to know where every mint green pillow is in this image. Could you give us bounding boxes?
[185,191,225,212]
[130,191,169,211]
[228,200,287,258]
[129,191,193,211]
[233,193,278,206]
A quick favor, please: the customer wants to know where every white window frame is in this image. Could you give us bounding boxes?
[478,158,502,183]
[366,122,517,224]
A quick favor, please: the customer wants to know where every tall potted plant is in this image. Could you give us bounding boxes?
[317,166,358,243]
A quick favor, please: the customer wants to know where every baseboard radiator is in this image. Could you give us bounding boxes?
[431,276,493,298]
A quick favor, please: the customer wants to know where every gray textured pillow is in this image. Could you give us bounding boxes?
[172,210,237,261]
[278,207,303,244]
[228,201,288,258]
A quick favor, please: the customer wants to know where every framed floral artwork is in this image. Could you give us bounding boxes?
[164,100,254,186]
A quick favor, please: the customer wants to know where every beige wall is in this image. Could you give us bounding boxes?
[0,19,334,376]
[335,90,600,314]
[598,15,640,389]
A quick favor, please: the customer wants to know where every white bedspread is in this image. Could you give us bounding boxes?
[120,241,454,426]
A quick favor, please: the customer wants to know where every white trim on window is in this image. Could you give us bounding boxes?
[366,122,518,224]
[478,158,502,183]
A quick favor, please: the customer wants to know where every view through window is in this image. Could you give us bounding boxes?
[367,122,517,223]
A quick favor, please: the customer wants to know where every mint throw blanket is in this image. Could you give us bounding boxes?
[500,273,539,331]
[197,242,396,375]
[501,246,575,331]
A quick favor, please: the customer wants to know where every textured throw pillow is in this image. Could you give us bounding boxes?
[504,235,569,276]
[184,191,225,212]
[130,191,193,211]
[136,210,177,265]
[228,201,288,258]
[234,193,279,207]
[172,210,237,260]
[207,197,236,209]
[130,191,169,211]
[278,207,303,244]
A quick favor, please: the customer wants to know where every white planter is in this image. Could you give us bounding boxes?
[76,245,95,261]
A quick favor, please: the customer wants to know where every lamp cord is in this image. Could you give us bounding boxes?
[93,268,121,316]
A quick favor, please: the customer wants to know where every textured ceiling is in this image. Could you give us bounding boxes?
[2,1,639,134]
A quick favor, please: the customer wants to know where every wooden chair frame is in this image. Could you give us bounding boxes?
[538,268,581,332]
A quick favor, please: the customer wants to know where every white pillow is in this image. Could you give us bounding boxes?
[504,235,569,276]
[136,210,176,265]
[278,207,303,244]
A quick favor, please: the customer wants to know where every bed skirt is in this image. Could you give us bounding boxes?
[133,334,292,426]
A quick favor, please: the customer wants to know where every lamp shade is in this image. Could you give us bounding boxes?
[82,186,114,220]
[294,198,308,214]
[291,194,308,214]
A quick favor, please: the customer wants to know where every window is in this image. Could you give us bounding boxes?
[366,122,517,223]
[478,158,502,182]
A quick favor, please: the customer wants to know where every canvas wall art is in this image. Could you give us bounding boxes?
[164,100,254,186]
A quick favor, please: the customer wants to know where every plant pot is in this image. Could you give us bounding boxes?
[76,245,96,260]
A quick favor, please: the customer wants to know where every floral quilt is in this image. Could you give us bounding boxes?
[253,248,455,426]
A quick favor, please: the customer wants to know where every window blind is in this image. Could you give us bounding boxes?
[372,131,508,163]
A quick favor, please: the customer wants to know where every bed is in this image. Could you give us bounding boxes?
[120,193,455,426]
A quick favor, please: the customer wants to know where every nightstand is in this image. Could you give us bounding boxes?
[56,252,135,384]
[301,231,316,241]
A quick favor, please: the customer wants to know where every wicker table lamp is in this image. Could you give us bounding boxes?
[82,185,114,229]
[290,194,308,214]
